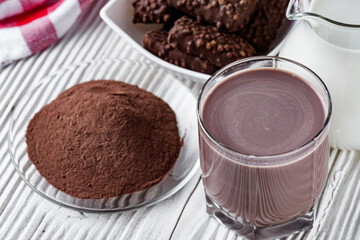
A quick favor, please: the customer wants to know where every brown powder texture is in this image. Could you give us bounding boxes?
[26,80,181,199]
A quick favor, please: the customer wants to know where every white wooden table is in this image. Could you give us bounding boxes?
[0,1,359,239]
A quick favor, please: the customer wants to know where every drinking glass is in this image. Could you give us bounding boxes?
[197,56,332,239]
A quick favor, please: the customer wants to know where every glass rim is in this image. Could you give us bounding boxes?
[197,56,332,164]
[286,0,360,28]
[287,12,360,28]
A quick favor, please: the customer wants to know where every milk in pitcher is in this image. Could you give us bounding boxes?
[280,0,360,150]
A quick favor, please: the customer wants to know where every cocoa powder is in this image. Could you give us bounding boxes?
[26,80,181,199]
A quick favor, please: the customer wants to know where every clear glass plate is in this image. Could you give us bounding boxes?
[8,58,199,213]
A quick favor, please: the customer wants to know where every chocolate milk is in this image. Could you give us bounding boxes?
[199,69,329,227]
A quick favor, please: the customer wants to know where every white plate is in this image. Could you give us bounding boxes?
[100,0,292,83]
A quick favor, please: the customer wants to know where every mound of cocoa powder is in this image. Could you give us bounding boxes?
[26,80,181,199]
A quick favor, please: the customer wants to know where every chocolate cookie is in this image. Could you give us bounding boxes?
[167,0,259,32]
[144,29,218,74]
[240,0,288,53]
[133,0,176,24]
[26,80,181,199]
[168,16,256,67]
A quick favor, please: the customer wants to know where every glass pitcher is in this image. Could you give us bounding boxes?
[279,0,360,150]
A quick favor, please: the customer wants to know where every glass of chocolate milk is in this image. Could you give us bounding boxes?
[197,57,332,239]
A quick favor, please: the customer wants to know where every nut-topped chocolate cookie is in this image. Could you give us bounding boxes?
[144,30,218,74]
[240,0,288,52]
[133,0,176,24]
[167,0,259,32]
[168,16,256,67]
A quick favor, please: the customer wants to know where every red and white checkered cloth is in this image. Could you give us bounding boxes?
[0,0,94,67]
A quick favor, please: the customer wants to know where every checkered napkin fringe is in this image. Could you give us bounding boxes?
[0,0,93,68]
